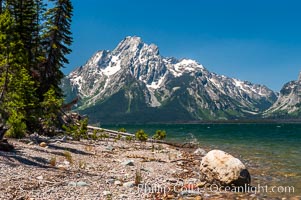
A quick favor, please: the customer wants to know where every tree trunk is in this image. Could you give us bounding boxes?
[0,126,7,140]
[0,126,14,151]
[0,0,2,14]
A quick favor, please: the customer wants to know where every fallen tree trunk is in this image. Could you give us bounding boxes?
[87,125,134,137]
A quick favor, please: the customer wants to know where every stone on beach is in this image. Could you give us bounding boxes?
[123,181,135,188]
[200,149,251,186]
[39,142,47,147]
[193,148,207,156]
[121,160,134,166]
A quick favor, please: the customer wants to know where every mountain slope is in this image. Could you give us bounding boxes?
[62,36,277,124]
[264,73,301,118]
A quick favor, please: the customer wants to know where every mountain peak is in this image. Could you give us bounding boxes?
[63,36,278,123]
[298,71,301,81]
[114,36,144,53]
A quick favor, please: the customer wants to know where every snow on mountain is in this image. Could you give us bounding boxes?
[62,36,278,123]
[265,72,301,116]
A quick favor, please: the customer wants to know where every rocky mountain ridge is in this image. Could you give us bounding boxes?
[62,36,280,123]
[264,72,301,117]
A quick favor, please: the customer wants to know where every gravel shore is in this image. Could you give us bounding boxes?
[0,136,297,200]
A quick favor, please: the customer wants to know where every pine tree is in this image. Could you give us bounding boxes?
[41,0,73,97]
[0,10,38,137]
[0,0,74,137]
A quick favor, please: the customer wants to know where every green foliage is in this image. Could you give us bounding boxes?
[63,151,73,164]
[5,110,26,138]
[62,118,88,141]
[116,133,122,140]
[102,133,109,139]
[91,129,98,140]
[41,87,63,134]
[125,135,133,142]
[0,10,38,137]
[49,156,56,167]
[41,0,73,97]
[118,128,126,133]
[152,130,167,141]
[0,0,74,137]
[135,129,148,142]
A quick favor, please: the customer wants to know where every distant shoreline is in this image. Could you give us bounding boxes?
[100,119,301,126]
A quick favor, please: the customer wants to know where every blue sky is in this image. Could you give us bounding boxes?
[66,0,301,91]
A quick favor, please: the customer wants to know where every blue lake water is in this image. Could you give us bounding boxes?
[103,123,301,196]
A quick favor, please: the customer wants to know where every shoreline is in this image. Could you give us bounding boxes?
[0,131,299,199]
[98,119,301,126]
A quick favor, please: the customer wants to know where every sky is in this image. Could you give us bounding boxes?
[66,0,301,91]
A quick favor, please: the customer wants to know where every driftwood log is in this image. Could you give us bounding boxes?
[0,126,14,151]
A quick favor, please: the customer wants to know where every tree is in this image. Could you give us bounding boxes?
[41,0,73,97]
[0,10,38,137]
[40,86,63,134]
[5,0,45,70]
[0,0,74,138]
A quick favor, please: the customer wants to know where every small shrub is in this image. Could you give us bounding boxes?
[84,145,94,152]
[62,118,88,141]
[125,135,133,143]
[91,129,98,140]
[5,111,26,139]
[135,129,148,142]
[134,168,142,186]
[118,128,126,133]
[116,133,122,140]
[152,130,166,141]
[102,133,109,139]
[79,160,86,169]
[49,157,56,166]
[151,144,155,152]
[63,151,73,164]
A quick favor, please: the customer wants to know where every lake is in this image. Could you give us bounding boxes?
[103,123,301,197]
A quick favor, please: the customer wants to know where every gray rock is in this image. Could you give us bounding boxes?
[121,160,134,166]
[103,191,112,196]
[61,136,67,142]
[106,178,115,184]
[200,150,251,186]
[123,181,135,188]
[114,180,122,186]
[187,178,198,183]
[193,148,207,156]
[77,181,89,187]
[119,194,128,199]
[68,181,77,186]
[180,190,201,196]
[106,145,114,151]
[168,178,178,183]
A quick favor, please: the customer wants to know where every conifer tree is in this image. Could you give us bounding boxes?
[0,10,38,137]
[41,0,73,97]
[0,0,74,137]
[5,0,42,65]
